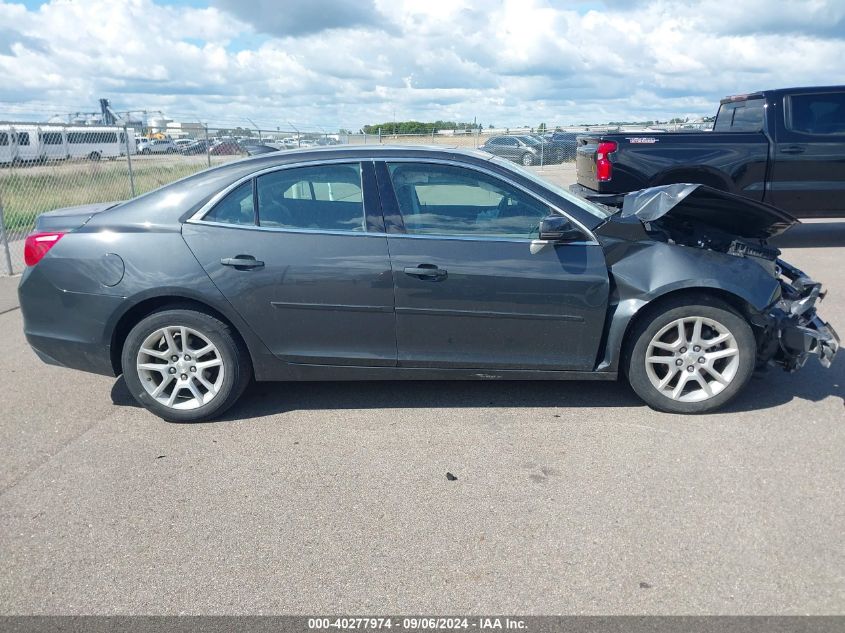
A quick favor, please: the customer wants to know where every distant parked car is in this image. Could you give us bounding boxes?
[179,140,209,155]
[140,139,176,155]
[174,139,194,149]
[546,131,579,162]
[479,135,550,166]
[243,144,280,156]
[209,141,242,156]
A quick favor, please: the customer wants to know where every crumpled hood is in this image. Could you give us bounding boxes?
[620,184,798,239]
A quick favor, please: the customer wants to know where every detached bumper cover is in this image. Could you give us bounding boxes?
[766,259,839,371]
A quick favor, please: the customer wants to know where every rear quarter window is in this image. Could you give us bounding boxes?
[203,180,255,225]
[714,99,765,132]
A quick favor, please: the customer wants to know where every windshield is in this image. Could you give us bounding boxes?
[519,135,541,146]
[490,156,612,220]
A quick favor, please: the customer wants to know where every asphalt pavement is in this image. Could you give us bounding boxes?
[0,183,843,614]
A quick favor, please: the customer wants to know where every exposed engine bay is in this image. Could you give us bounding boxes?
[614,183,839,372]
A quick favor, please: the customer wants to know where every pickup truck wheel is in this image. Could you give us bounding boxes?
[521,153,535,166]
[625,296,756,414]
[88,151,101,161]
[121,308,252,422]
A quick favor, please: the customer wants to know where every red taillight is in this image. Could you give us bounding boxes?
[595,141,617,182]
[24,231,65,267]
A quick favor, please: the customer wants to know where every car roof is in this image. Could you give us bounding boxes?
[198,144,498,173]
[89,144,607,232]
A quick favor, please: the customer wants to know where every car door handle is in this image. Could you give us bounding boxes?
[221,255,265,269]
[780,145,806,154]
[403,264,447,280]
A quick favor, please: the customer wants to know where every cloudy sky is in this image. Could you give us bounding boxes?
[0,0,843,130]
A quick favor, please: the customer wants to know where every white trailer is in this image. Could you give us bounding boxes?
[0,124,134,164]
[38,125,69,161]
[11,125,43,163]
[65,126,127,160]
[0,126,14,164]
[0,125,44,164]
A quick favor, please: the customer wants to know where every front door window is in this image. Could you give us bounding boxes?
[387,162,554,239]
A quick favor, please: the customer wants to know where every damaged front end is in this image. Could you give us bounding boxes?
[616,183,839,372]
[763,259,839,371]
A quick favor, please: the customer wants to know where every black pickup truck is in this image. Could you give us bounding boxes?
[570,86,845,217]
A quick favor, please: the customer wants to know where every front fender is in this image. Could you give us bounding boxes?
[596,241,780,372]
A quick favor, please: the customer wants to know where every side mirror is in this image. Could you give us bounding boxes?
[539,215,583,242]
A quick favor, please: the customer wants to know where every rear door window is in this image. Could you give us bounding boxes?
[787,92,845,135]
[256,163,365,232]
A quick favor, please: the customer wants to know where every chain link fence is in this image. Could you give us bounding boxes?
[0,122,251,275]
[0,118,696,275]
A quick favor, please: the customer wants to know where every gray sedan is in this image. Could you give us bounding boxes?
[479,135,551,165]
[18,146,838,421]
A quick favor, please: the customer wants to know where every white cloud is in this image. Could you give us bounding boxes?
[0,0,843,129]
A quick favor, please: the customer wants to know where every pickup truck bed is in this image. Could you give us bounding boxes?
[571,86,845,218]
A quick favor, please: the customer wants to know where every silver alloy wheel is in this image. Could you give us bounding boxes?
[522,153,533,166]
[644,316,740,403]
[136,326,225,410]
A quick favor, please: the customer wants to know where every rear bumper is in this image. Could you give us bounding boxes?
[18,267,123,377]
[25,332,116,376]
[568,183,625,206]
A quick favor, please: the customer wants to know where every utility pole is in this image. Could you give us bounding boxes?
[287,122,301,147]
[0,192,13,276]
[246,117,262,143]
[123,124,136,197]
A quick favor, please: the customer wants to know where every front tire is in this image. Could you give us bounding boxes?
[625,296,756,414]
[121,308,252,422]
[521,152,535,166]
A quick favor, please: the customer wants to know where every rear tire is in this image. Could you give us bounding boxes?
[88,151,101,161]
[625,295,756,414]
[121,308,252,422]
